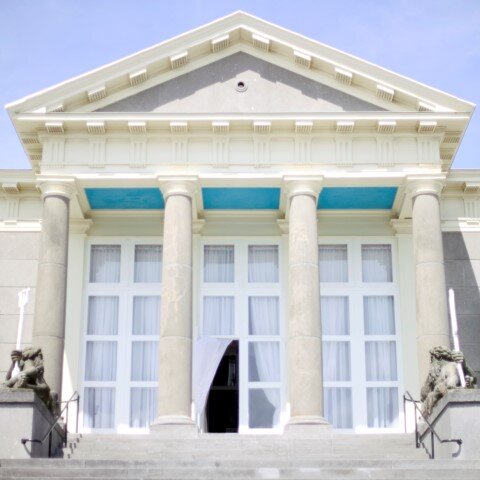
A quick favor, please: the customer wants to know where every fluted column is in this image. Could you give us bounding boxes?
[285,178,329,429]
[152,178,196,429]
[409,176,450,383]
[33,179,75,398]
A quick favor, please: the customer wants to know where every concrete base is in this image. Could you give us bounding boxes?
[150,415,198,437]
[284,415,332,437]
[419,389,480,459]
[0,388,64,458]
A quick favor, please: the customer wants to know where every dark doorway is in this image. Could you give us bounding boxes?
[205,340,239,433]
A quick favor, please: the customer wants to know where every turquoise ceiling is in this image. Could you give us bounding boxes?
[202,188,281,210]
[85,188,164,209]
[318,187,397,210]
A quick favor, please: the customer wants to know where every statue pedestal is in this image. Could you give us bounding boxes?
[419,389,480,459]
[0,389,64,458]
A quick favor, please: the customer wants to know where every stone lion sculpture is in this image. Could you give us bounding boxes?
[3,347,59,415]
[420,346,477,417]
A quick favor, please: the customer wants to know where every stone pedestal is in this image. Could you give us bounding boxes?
[419,389,480,459]
[284,178,330,432]
[0,389,64,458]
[151,178,196,433]
[410,176,450,384]
[33,180,74,399]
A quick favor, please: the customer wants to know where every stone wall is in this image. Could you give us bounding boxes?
[443,232,480,378]
[0,232,40,379]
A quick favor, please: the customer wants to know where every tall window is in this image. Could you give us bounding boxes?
[82,241,162,432]
[319,240,400,431]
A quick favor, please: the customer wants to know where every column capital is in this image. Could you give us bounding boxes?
[406,175,446,199]
[158,176,198,200]
[283,176,324,201]
[37,177,76,200]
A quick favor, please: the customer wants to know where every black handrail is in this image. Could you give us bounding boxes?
[403,390,462,459]
[21,390,80,457]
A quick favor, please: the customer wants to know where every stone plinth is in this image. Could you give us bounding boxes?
[0,389,63,458]
[419,389,480,459]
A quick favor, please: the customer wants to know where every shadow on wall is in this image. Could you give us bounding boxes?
[443,232,480,380]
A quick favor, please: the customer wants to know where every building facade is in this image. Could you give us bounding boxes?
[1,12,479,435]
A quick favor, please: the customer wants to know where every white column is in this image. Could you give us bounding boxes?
[32,179,75,398]
[409,176,450,383]
[152,178,196,430]
[285,178,329,429]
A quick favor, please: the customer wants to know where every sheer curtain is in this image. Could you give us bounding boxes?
[87,296,118,335]
[130,388,156,428]
[319,245,348,282]
[90,245,121,283]
[365,341,397,381]
[131,341,157,381]
[367,387,399,428]
[85,341,117,381]
[364,296,395,334]
[134,245,162,283]
[362,245,392,282]
[84,387,115,429]
[249,297,279,335]
[324,388,352,429]
[248,245,279,283]
[321,296,349,335]
[203,296,234,335]
[204,245,234,282]
[323,342,351,381]
[132,296,160,334]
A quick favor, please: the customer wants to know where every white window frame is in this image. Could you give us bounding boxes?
[319,236,404,433]
[80,237,162,434]
[198,237,286,434]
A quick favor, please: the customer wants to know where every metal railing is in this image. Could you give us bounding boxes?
[403,390,462,459]
[21,391,80,457]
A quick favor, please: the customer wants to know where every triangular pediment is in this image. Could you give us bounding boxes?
[98,53,382,114]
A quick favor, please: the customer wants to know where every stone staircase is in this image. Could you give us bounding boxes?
[1,433,479,479]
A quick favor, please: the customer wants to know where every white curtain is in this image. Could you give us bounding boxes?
[134,245,162,283]
[249,388,280,428]
[84,387,115,429]
[321,296,349,335]
[248,245,279,283]
[90,245,121,283]
[203,296,234,335]
[319,245,348,282]
[324,387,352,429]
[87,296,119,335]
[323,341,351,381]
[132,296,160,335]
[131,341,158,381]
[193,337,232,416]
[249,296,279,335]
[249,342,280,382]
[362,245,392,282]
[85,341,117,381]
[367,387,399,428]
[130,387,157,428]
[204,245,234,282]
[365,341,397,381]
[364,296,395,335]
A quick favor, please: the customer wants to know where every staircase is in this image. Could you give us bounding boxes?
[1,433,480,479]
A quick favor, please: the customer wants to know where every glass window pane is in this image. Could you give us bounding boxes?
[204,245,234,283]
[319,245,348,282]
[248,342,280,382]
[367,387,399,428]
[362,245,392,282]
[131,341,158,381]
[134,245,162,283]
[203,296,234,336]
[248,245,279,283]
[83,387,115,429]
[87,297,119,335]
[90,245,121,283]
[85,341,117,381]
[132,296,160,335]
[365,341,397,381]
[249,297,279,335]
[364,296,395,335]
[248,388,280,428]
[324,387,353,429]
[321,296,349,335]
[130,387,157,428]
[323,341,351,381]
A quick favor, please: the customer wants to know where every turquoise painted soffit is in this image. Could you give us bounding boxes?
[202,187,280,210]
[85,188,165,209]
[318,187,398,210]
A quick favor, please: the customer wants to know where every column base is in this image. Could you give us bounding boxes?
[150,415,197,437]
[284,415,332,437]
